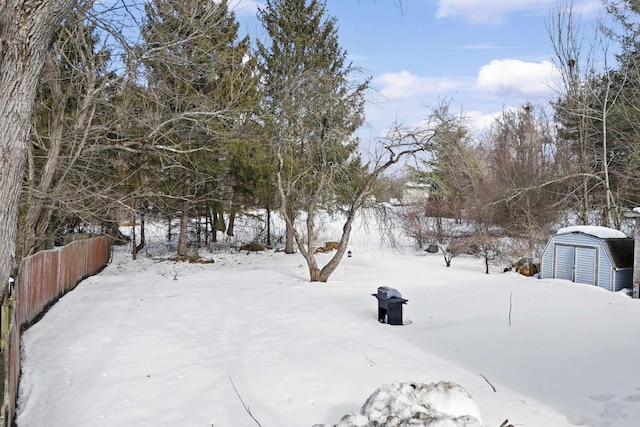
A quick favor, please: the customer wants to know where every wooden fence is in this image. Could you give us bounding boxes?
[1,236,111,427]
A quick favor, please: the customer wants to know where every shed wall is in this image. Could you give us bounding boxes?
[541,241,554,279]
[614,269,633,292]
[541,233,613,291]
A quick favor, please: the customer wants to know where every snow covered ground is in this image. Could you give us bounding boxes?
[15,214,640,426]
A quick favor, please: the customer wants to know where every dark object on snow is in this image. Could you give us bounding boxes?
[425,243,438,253]
[372,286,408,325]
[239,241,266,252]
[513,258,538,277]
[314,241,340,253]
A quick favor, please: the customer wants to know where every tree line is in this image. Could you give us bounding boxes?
[396,0,640,271]
[2,0,640,291]
[3,0,448,287]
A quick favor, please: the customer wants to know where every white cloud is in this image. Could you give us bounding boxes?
[465,110,502,132]
[367,60,562,135]
[374,70,462,100]
[434,0,601,24]
[476,58,560,97]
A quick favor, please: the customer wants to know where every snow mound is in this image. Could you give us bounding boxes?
[556,225,626,239]
[316,381,484,427]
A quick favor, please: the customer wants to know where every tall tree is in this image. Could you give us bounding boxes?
[548,0,596,225]
[0,2,76,423]
[483,104,564,253]
[139,0,257,257]
[256,1,446,271]
[550,0,636,228]
[599,0,640,216]
[0,0,76,299]
[258,0,453,282]
[257,0,369,279]
[17,1,121,259]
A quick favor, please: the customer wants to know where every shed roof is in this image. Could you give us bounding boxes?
[556,225,627,239]
[603,238,634,269]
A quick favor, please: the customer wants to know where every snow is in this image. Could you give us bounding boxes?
[325,381,484,426]
[556,225,627,239]
[14,214,640,427]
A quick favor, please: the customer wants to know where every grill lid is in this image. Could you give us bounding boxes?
[377,286,403,299]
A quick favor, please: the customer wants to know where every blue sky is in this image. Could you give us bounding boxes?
[232,0,605,137]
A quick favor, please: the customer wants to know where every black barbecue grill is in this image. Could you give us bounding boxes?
[372,286,408,325]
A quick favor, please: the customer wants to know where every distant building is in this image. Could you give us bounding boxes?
[401,182,430,205]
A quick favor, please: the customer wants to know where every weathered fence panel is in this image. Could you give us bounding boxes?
[58,241,88,297]
[18,250,60,327]
[1,235,111,427]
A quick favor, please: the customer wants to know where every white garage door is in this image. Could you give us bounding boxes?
[554,245,575,281]
[575,246,597,286]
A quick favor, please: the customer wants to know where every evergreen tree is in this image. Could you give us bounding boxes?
[257,0,371,280]
[139,0,258,256]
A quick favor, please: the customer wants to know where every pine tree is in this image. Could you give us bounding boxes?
[257,0,370,280]
[139,0,258,256]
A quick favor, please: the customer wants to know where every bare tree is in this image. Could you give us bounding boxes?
[277,115,449,282]
[397,201,431,249]
[438,234,465,268]
[549,0,627,228]
[468,231,504,275]
[481,104,565,255]
[17,2,122,259]
[0,1,77,423]
[0,0,76,296]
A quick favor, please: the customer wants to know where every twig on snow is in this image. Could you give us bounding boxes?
[228,375,262,427]
[364,353,381,366]
[499,419,514,427]
[480,374,496,392]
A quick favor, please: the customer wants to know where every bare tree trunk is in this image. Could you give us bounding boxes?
[18,57,64,259]
[195,211,202,247]
[18,8,103,260]
[266,205,272,246]
[599,82,623,229]
[0,0,76,302]
[212,211,219,243]
[104,220,128,244]
[131,209,138,260]
[136,212,146,254]
[204,211,210,247]
[177,201,190,256]
[177,170,192,256]
[284,219,295,254]
[226,210,236,237]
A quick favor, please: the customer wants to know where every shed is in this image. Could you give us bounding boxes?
[540,226,634,292]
